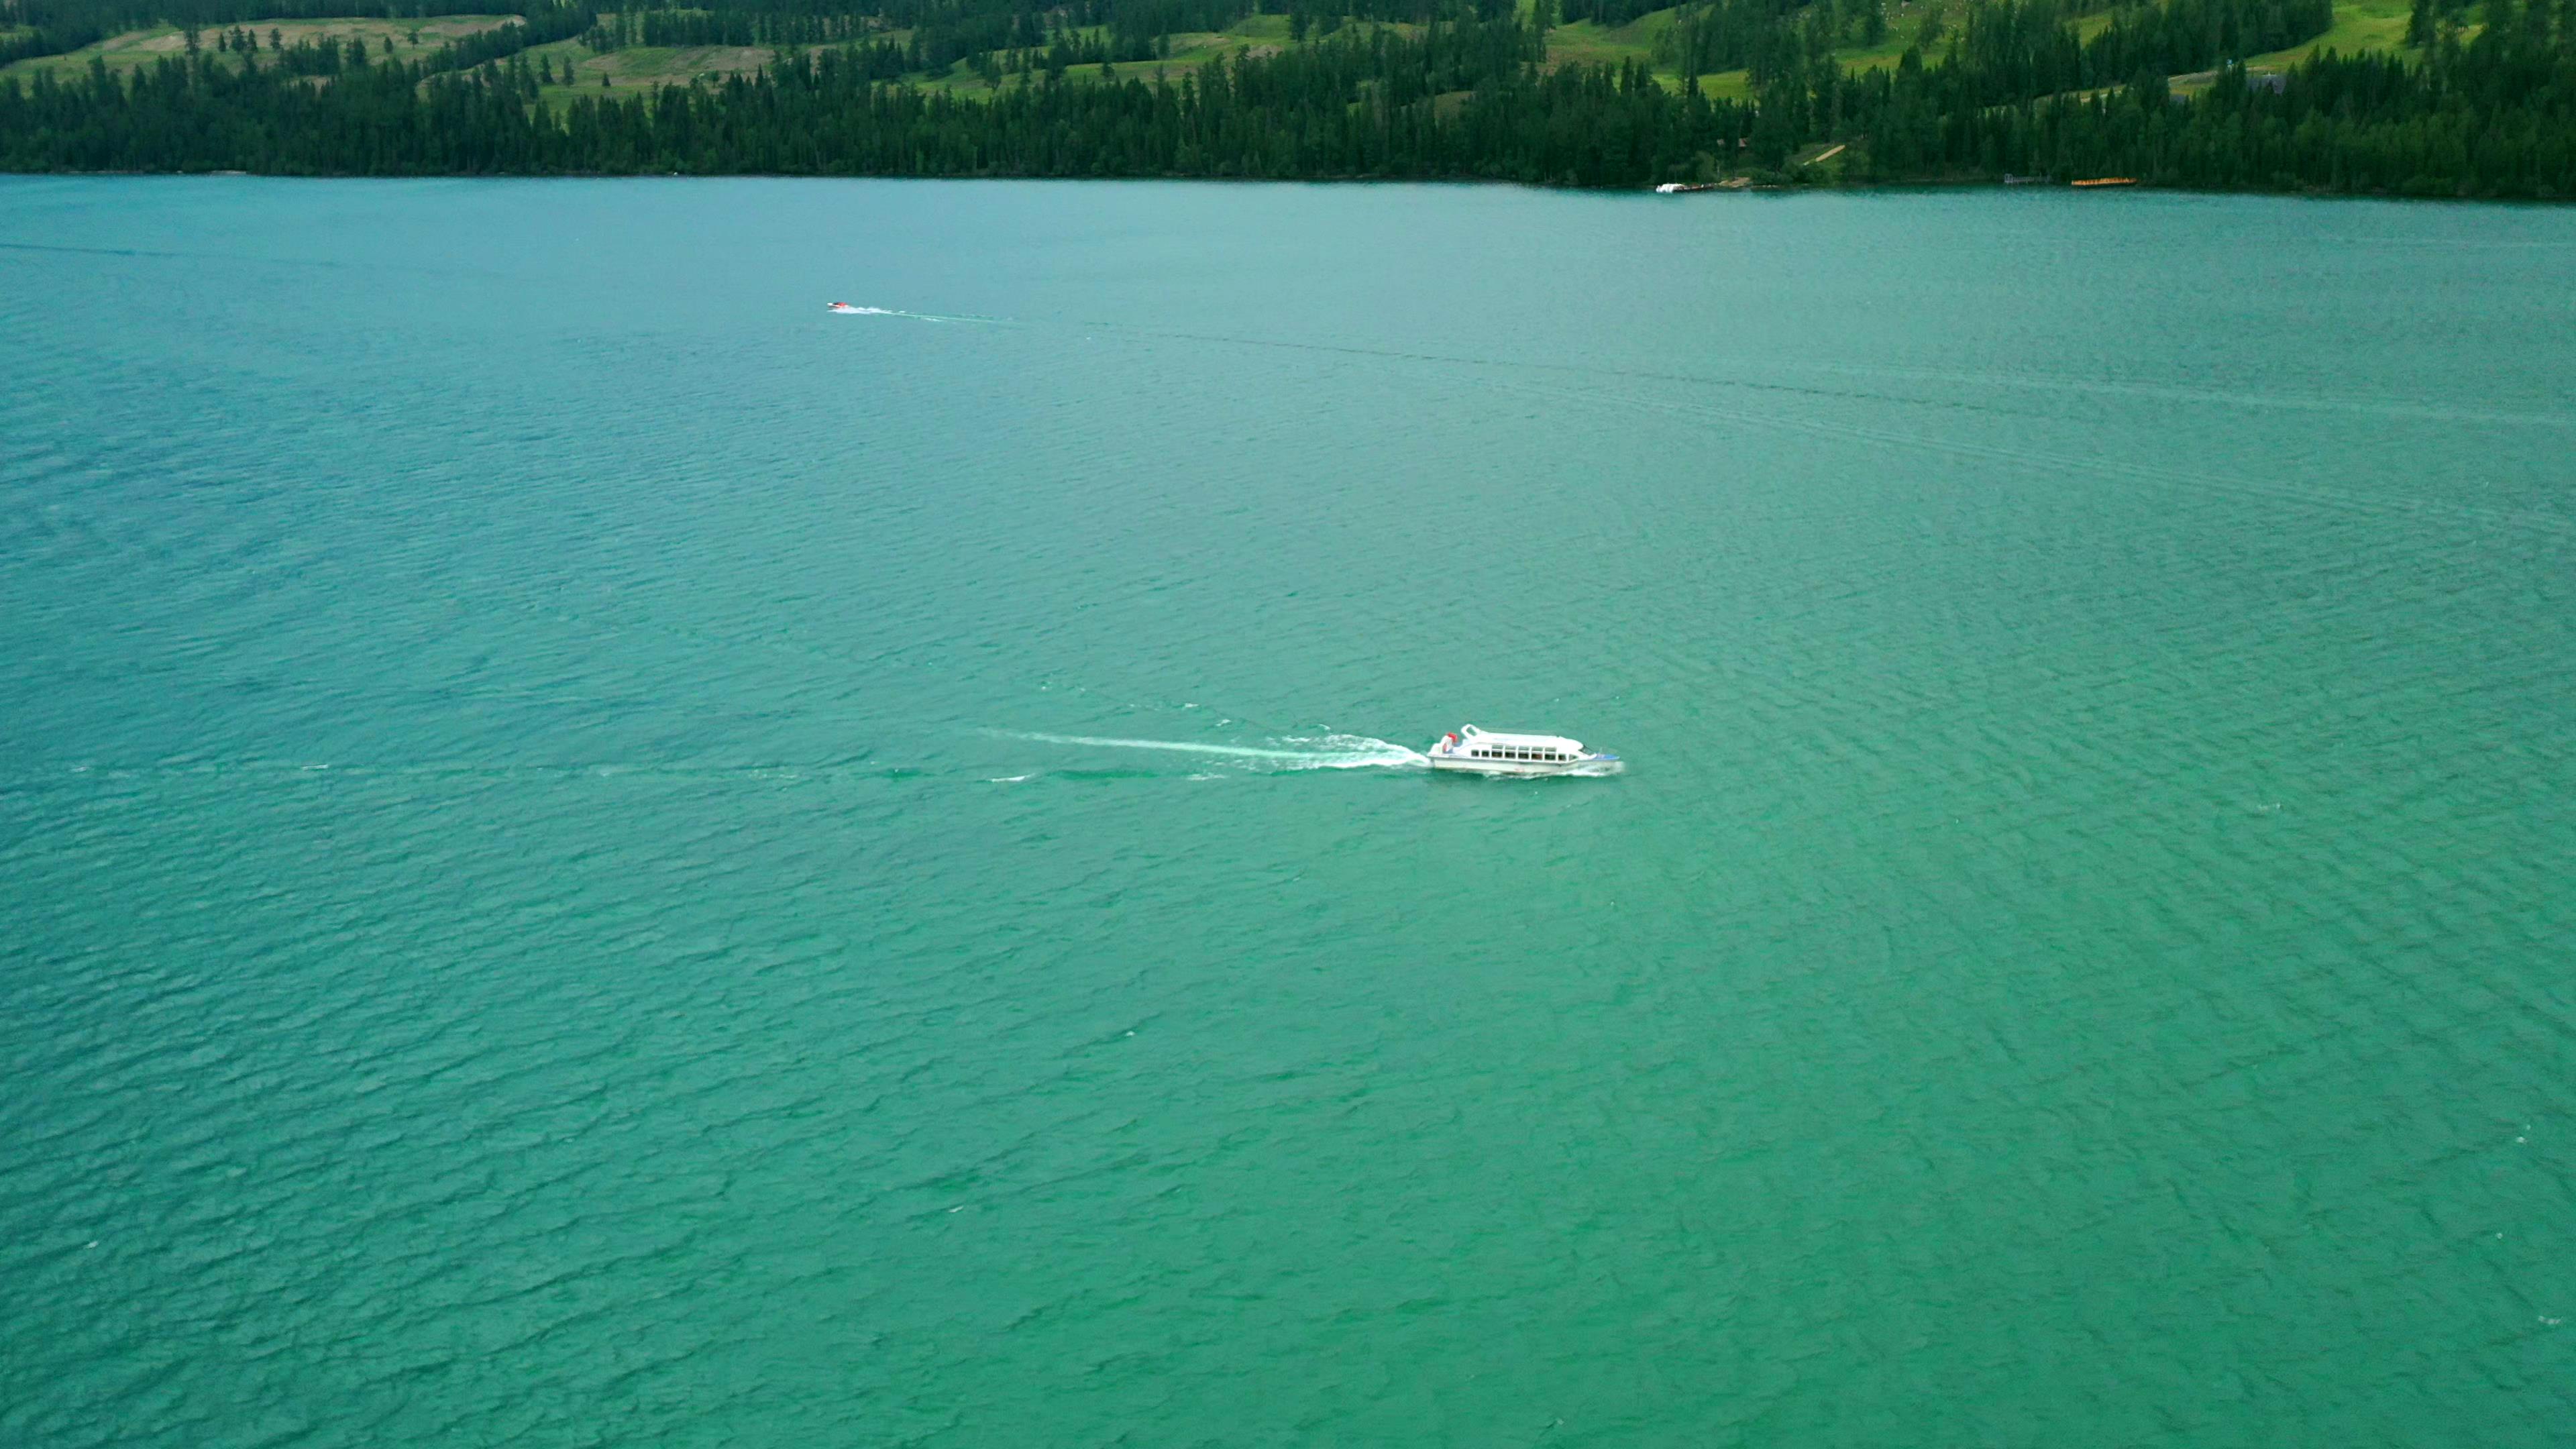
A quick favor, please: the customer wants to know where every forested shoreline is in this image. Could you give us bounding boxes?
[1,0,2571,196]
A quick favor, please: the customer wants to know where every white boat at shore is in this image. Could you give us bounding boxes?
[1426,724,1621,776]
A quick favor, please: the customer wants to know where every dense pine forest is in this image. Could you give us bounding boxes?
[1,0,2571,195]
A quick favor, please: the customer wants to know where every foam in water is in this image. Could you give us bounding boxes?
[1000,731,1425,771]
[828,303,1003,325]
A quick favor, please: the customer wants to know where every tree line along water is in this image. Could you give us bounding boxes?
[1,0,2571,195]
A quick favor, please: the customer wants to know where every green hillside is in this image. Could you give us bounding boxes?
[0,0,2564,195]
[0,0,2439,98]
[3,15,511,79]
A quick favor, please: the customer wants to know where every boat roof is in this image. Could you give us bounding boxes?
[1458,724,1585,751]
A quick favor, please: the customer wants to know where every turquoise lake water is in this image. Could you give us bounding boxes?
[3,177,2573,1445]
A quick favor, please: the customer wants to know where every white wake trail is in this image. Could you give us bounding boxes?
[829,304,1008,325]
[1000,731,1424,771]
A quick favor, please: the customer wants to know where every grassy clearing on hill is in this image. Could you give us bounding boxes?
[531,36,769,107]
[1537,0,1987,92]
[526,14,1318,107]
[911,15,1312,97]
[1,15,513,82]
[1841,0,1972,70]
[2245,0,2415,66]
[2165,0,2426,92]
[1542,13,1671,69]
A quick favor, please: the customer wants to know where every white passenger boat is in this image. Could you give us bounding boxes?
[1426,724,1621,775]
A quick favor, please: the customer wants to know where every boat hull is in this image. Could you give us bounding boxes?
[1426,754,1622,777]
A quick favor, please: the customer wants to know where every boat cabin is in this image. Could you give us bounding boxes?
[1437,724,1587,763]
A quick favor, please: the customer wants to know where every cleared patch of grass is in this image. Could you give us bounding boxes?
[533,37,773,106]
[1695,66,1752,99]
[1,15,514,82]
[1587,0,2019,91]
[1161,29,1244,62]
[1544,13,1673,70]
[2167,0,2426,92]
[1833,0,1950,72]
[913,15,1344,97]
[2245,0,2414,66]
[1229,14,1297,43]
[1834,0,2102,73]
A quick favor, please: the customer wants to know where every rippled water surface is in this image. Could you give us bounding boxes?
[5,177,2574,1446]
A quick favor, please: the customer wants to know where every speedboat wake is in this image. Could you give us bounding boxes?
[826,302,1002,324]
[996,731,1425,772]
